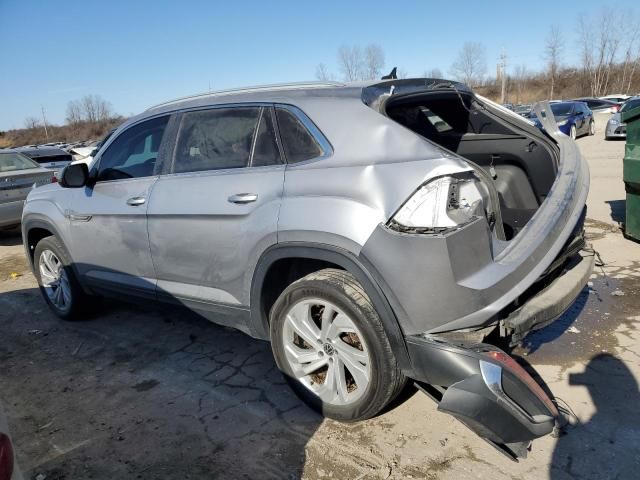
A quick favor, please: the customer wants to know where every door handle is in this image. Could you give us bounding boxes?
[228,193,258,204]
[126,196,146,206]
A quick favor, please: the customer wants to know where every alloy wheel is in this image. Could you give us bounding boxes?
[39,249,71,312]
[282,298,371,405]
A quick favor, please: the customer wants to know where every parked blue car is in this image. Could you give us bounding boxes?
[531,101,595,140]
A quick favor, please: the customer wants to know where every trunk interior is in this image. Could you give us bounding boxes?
[385,90,558,240]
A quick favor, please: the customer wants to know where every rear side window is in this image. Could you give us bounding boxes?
[251,109,282,167]
[275,108,323,163]
[174,107,260,173]
[98,115,169,181]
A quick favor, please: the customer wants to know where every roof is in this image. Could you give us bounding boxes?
[15,146,71,158]
[146,81,347,111]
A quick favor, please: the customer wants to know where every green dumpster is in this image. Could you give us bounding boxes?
[623,105,640,241]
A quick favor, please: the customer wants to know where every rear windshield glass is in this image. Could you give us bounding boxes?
[0,152,40,172]
[622,99,640,113]
[550,103,574,116]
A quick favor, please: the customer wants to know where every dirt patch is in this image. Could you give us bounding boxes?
[0,253,30,280]
[516,272,640,366]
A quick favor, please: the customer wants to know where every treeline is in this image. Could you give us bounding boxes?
[0,94,124,148]
[315,10,640,104]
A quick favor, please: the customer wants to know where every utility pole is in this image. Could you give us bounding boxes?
[500,49,507,105]
[40,105,49,141]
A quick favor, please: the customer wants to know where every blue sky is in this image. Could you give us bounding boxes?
[0,0,634,130]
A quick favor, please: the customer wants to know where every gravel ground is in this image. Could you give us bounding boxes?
[1,113,639,479]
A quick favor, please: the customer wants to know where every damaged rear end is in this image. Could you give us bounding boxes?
[360,80,591,457]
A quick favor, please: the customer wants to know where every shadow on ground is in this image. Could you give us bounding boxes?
[0,286,321,479]
[550,353,640,479]
[605,199,625,224]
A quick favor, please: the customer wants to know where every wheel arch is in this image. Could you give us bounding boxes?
[23,218,64,266]
[250,243,412,372]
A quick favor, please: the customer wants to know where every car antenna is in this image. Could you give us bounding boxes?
[381,67,397,80]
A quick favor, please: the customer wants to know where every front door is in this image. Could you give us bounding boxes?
[68,115,171,298]
[147,106,284,329]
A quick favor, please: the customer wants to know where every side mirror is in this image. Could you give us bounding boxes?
[59,163,89,188]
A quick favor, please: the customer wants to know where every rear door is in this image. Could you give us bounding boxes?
[147,105,284,329]
[572,103,587,134]
[67,115,171,297]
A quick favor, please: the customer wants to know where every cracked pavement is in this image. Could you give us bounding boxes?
[0,114,639,479]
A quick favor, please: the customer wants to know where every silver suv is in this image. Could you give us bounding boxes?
[22,79,592,458]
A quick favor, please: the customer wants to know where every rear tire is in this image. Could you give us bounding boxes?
[570,125,577,140]
[33,235,94,320]
[270,268,407,421]
[589,120,595,136]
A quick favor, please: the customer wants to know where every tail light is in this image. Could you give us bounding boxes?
[51,175,58,183]
[0,433,14,480]
[483,350,558,417]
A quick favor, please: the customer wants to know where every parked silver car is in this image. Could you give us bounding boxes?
[0,150,54,229]
[605,96,640,140]
[22,79,591,459]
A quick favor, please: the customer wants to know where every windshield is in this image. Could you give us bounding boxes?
[621,99,640,113]
[0,152,41,172]
[550,103,574,117]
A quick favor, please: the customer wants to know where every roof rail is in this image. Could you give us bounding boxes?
[146,81,345,111]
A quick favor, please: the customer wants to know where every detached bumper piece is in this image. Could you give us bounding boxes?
[407,335,558,461]
[502,248,595,346]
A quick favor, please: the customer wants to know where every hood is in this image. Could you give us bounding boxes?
[609,112,622,123]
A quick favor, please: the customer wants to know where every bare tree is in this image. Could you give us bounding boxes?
[66,95,113,124]
[424,68,443,78]
[579,11,621,96]
[66,100,83,125]
[397,68,409,79]
[364,44,385,80]
[24,117,41,130]
[315,63,333,81]
[618,13,640,94]
[545,25,563,99]
[338,45,364,81]
[513,65,528,104]
[449,42,487,87]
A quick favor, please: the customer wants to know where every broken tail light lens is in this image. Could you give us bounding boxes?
[0,433,14,480]
[388,173,489,233]
[485,350,559,417]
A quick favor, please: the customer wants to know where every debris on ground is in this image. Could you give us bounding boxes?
[610,289,625,296]
[567,326,581,334]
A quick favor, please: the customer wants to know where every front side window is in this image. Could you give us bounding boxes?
[97,116,169,181]
[0,152,40,172]
[174,107,261,173]
[275,108,323,163]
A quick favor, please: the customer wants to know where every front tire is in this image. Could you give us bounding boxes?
[33,236,93,320]
[270,269,406,421]
[570,124,577,140]
[589,120,595,136]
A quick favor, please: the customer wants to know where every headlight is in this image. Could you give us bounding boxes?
[388,173,489,233]
[609,118,619,125]
[557,119,569,126]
